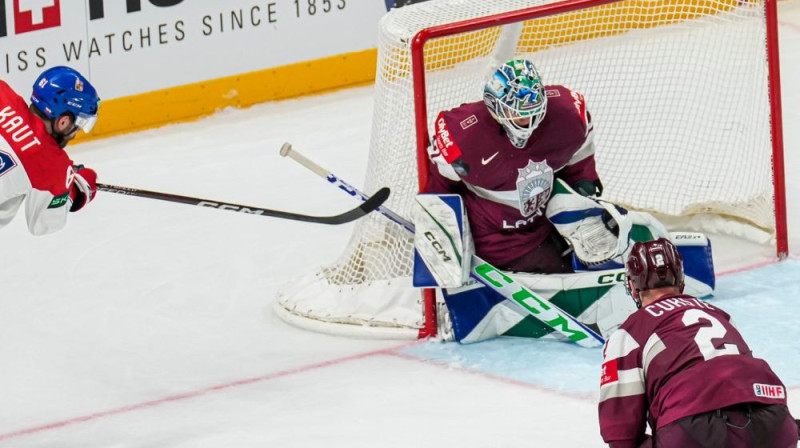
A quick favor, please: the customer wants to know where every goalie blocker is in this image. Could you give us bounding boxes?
[412,194,474,288]
[413,193,715,343]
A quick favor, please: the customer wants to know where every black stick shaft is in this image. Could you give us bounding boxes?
[96,183,390,225]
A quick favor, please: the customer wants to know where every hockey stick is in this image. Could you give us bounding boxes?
[96,183,390,225]
[279,142,604,347]
[279,144,413,233]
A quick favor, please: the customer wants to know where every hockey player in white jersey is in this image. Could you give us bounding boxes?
[0,66,100,235]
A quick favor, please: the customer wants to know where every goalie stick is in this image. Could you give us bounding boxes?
[279,142,604,348]
[97,183,390,225]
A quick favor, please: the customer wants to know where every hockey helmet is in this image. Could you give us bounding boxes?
[483,58,547,148]
[625,238,685,307]
[31,66,100,133]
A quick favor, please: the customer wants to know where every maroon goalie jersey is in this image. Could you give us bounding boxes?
[426,85,599,271]
[598,294,788,448]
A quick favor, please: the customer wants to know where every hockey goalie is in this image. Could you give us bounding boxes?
[413,58,715,344]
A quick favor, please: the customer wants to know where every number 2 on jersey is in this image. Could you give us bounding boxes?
[682,309,740,361]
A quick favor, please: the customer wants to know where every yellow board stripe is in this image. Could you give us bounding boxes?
[76,48,377,142]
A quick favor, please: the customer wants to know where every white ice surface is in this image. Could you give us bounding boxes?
[2,2,800,446]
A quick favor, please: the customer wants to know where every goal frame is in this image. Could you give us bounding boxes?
[408,0,788,338]
[275,0,790,342]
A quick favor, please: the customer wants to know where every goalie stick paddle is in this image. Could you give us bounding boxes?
[96,183,390,225]
[278,142,604,348]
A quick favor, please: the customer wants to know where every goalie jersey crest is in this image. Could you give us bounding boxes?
[517,160,553,217]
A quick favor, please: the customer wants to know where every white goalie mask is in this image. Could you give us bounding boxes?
[483,58,547,148]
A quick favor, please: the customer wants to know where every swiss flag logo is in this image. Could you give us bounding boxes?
[14,0,61,35]
[600,359,619,386]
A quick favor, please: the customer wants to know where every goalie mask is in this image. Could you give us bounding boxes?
[625,238,685,308]
[483,58,547,148]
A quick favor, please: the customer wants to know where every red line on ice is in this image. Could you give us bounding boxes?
[716,259,778,277]
[0,342,419,442]
[1,257,793,441]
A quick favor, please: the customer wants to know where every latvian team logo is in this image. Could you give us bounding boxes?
[516,159,553,217]
[0,150,18,178]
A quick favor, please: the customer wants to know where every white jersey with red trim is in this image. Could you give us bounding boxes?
[0,80,77,235]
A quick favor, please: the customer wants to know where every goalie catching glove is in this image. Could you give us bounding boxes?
[546,178,669,266]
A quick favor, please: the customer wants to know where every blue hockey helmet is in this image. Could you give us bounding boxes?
[483,58,547,148]
[31,66,100,133]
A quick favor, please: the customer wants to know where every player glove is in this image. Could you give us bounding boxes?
[572,179,603,197]
[69,165,98,212]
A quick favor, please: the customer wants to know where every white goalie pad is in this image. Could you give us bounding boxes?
[412,194,474,288]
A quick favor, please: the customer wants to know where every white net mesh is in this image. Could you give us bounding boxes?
[276,0,778,338]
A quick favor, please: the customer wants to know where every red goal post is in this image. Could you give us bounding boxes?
[275,0,788,340]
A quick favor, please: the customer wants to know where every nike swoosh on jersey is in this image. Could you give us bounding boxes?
[481,152,499,165]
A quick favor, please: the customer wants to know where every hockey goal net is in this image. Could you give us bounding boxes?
[275,0,786,339]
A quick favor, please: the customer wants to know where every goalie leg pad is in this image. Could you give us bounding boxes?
[577,232,715,338]
[671,232,715,297]
[441,283,525,343]
[584,285,638,339]
[441,232,714,343]
[412,194,474,288]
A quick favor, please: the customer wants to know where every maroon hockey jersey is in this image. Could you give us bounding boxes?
[426,85,600,271]
[0,79,77,235]
[598,294,788,448]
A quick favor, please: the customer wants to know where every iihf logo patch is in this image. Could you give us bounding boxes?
[753,383,785,399]
[0,150,18,178]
